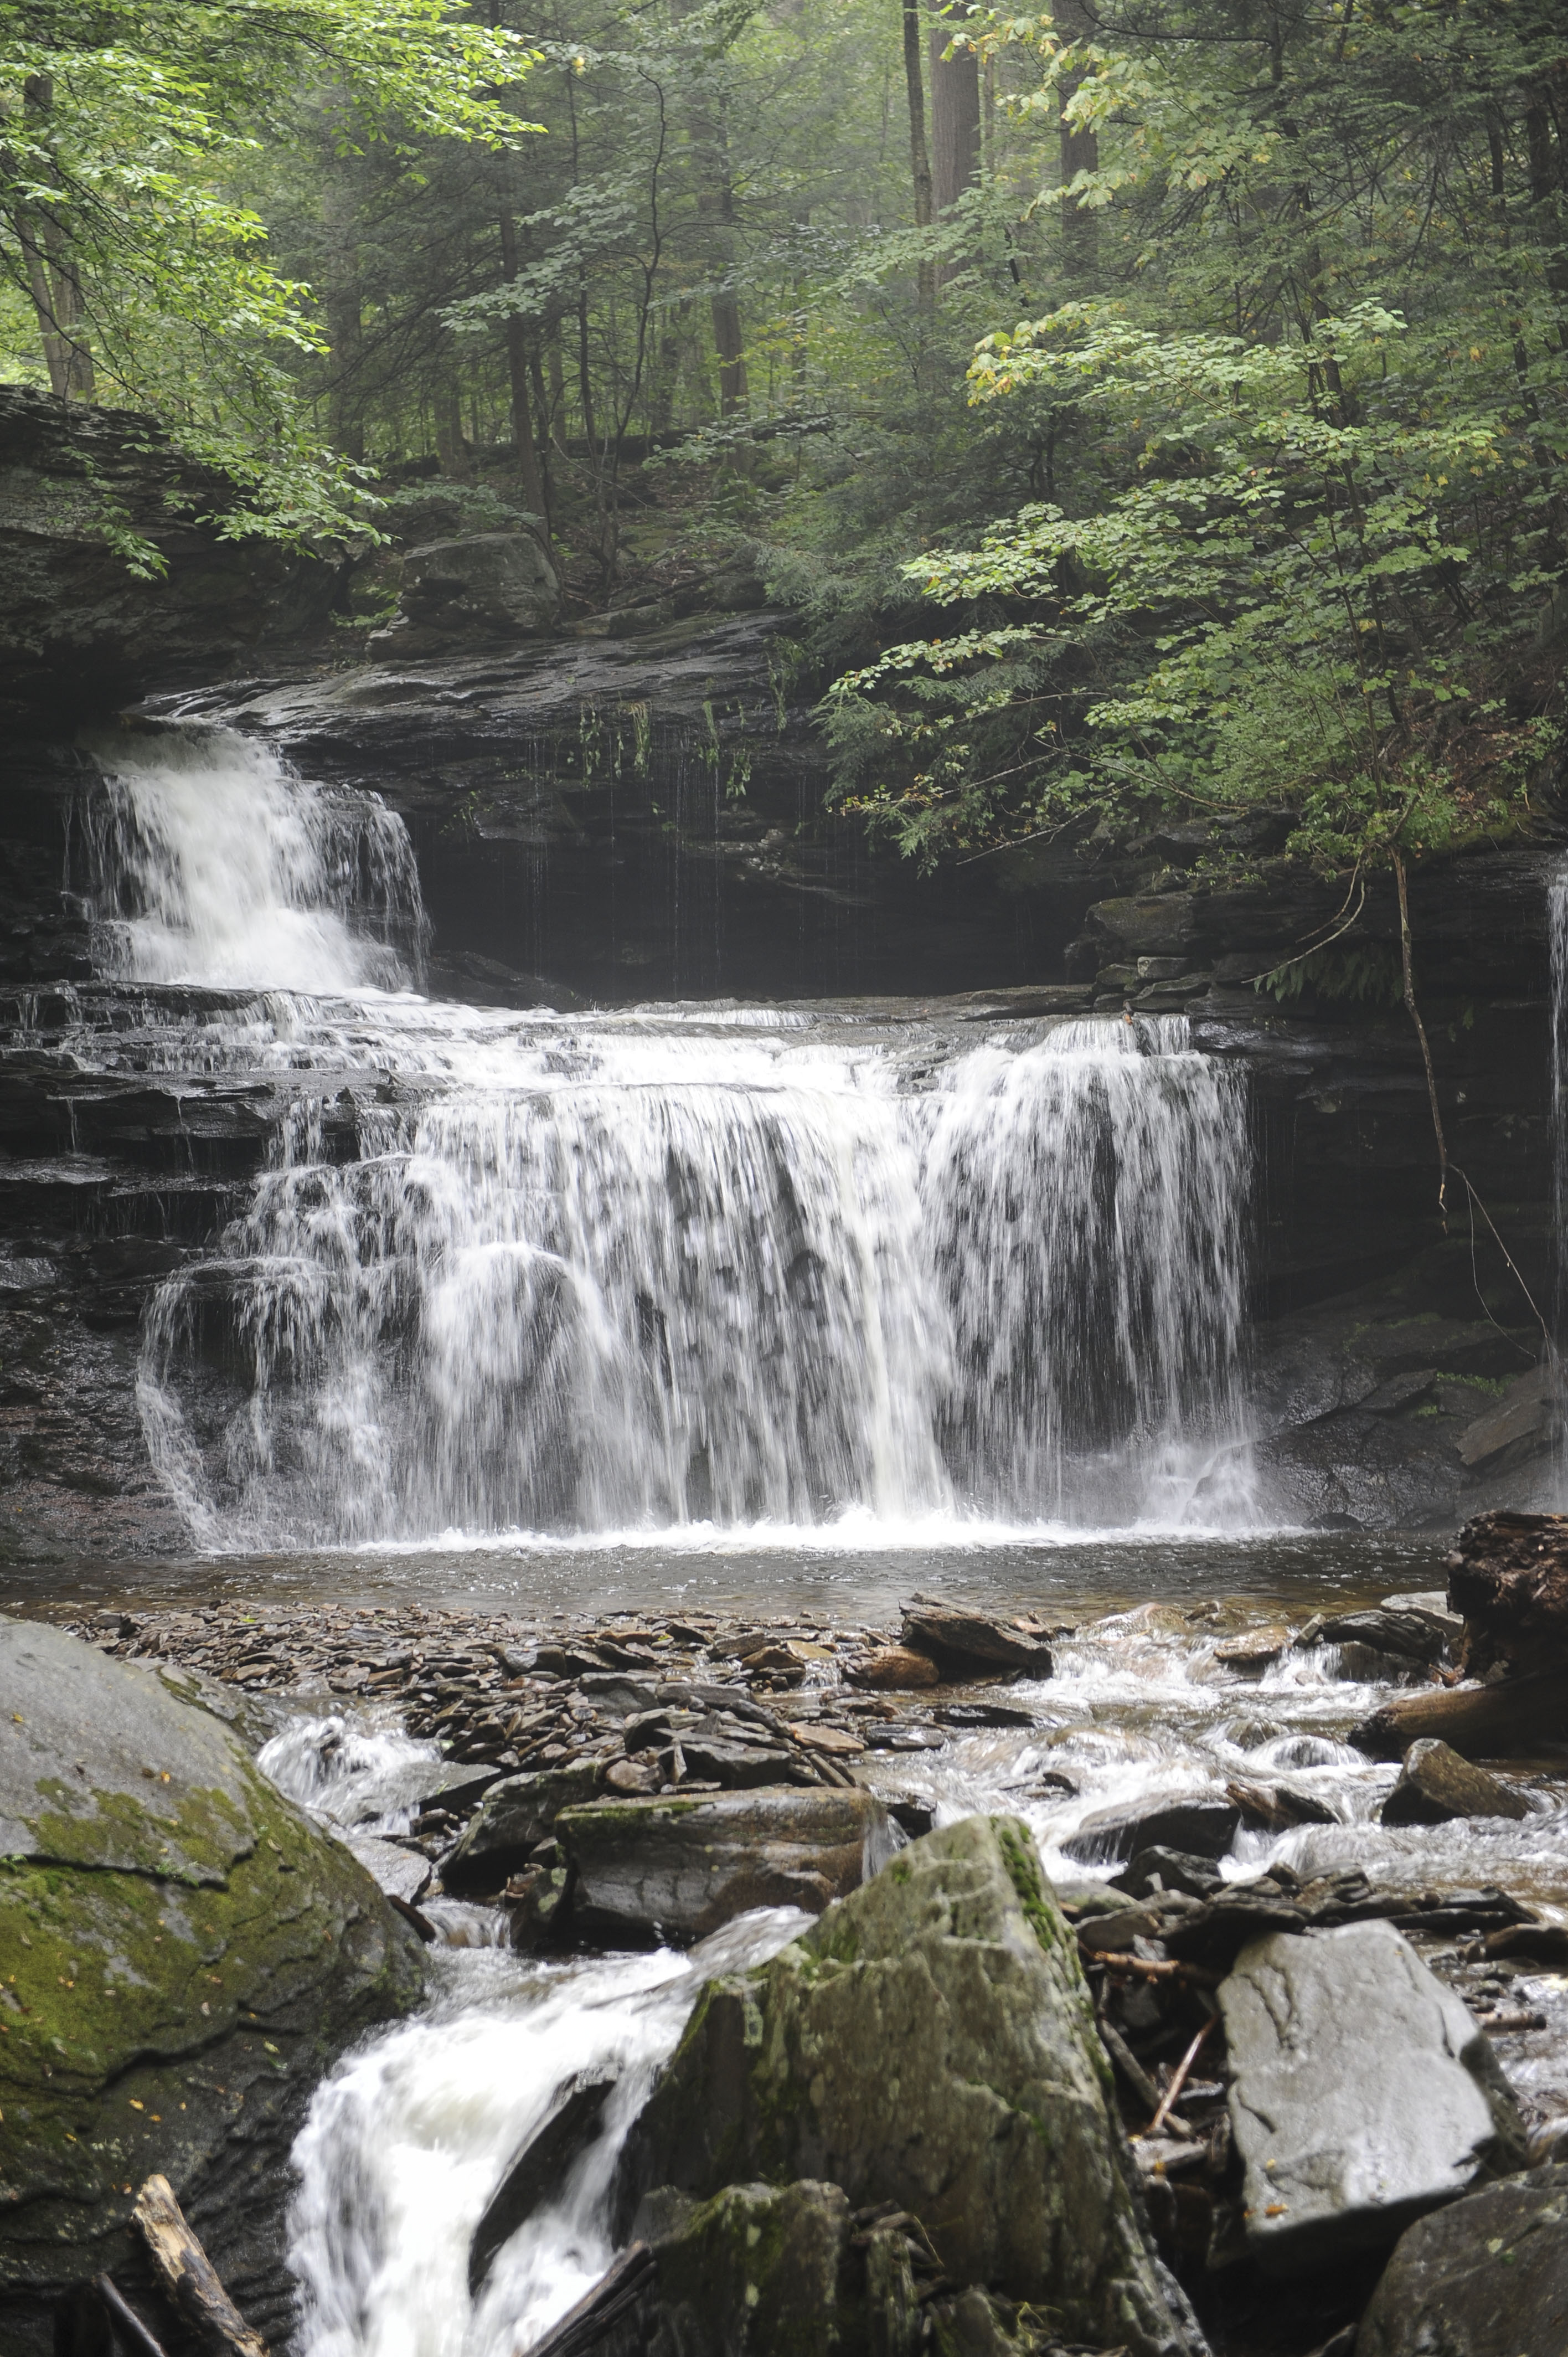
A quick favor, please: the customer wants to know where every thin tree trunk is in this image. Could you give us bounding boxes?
[1053,0,1098,287]
[498,204,550,531]
[929,25,980,212]
[901,0,936,313]
[17,79,95,398]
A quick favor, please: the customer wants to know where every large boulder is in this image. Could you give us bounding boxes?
[1380,1738,1530,1826]
[0,1614,424,2354]
[1062,1790,1240,1867]
[368,531,560,656]
[617,1815,1200,2357]
[0,385,343,723]
[1355,2163,1568,2357]
[1219,1921,1526,2276]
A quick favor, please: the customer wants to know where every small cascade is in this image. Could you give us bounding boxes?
[76,725,427,991]
[48,723,1254,1541]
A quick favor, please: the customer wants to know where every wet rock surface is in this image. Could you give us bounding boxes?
[0,1613,424,2356]
[1380,1738,1530,1827]
[1354,2162,1568,2357]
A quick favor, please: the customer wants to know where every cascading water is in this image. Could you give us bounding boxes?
[68,724,1254,1540]
[75,724,427,991]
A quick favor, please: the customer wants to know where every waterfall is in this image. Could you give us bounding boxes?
[85,728,1253,1541]
[76,725,427,992]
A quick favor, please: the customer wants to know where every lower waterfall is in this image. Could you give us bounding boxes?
[74,728,1254,1541]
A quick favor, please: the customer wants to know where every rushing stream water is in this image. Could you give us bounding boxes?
[13,728,1566,2356]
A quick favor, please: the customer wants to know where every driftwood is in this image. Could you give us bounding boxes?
[1446,1509,1568,1677]
[1349,1666,1568,1762]
[532,2241,657,2357]
[131,2176,268,2357]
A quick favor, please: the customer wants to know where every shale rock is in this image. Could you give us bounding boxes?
[1062,1791,1240,1867]
[558,1787,890,1944]
[1220,1920,1527,2274]
[1380,1738,1530,1826]
[0,1614,424,2356]
[646,2179,860,2357]
[442,1761,604,1895]
[1355,2164,1568,2357]
[898,1602,1053,1678]
[617,1815,1200,2357]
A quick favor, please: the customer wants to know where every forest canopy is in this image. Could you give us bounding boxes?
[1,0,1562,876]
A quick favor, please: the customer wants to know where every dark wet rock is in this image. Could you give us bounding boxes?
[558,1787,890,1945]
[1225,1776,1339,1833]
[368,532,560,658]
[898,1602,1053,1677]
[1113,1847,1226,1902]
[441,1761,604,1895]
[617,1814,1201,2356]
[847,1645,941,1690]
[1220,1920,1528,2275]
[645,2179,859,2357]
[0,1614,423,2356]
[1161,1886,1309,1969]
[1350,1669,1568,1761]
[666,1732,811,1789]
[1309,1608,1452,1664]
[470,2073,615,2295]
[1062,1792,1240,1867]
[1380,1738,1531,1826]
[1355,2164,1568,2357]
[0,387,343,723]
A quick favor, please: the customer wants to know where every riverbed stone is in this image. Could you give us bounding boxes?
[617,1814,1200,2356]
[558,1787,890,1943]
[647,2179,860,2356]
[1220,1919,1528,2275]
[441,1759,604,1894]
[898,1602,1053,1677]
[0,1613,424,2355]
[1062,1790,1240,1866]
[1355,2164,1568,2357]
[1380,1738,1530,1826]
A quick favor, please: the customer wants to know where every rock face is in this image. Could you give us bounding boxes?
[0,385,342,723]
[368,532,561,657]
[1220,1921,1526,2274]
[441,1761,604,1895]
[558,1788,891,1944]
[1380,1738,1530,1826]
[0,1613,424,2354]
[617,1815,1199,2357]
[1355,2164,1568,2357]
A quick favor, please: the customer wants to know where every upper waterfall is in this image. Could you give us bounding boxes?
[78,726,427,993]
[68,728,1253,1544]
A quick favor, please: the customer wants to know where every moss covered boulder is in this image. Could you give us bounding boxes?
[618,1814,1199,2357]
[0,1613,425,2354]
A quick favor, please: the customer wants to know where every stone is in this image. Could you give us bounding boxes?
[617,1815,1200,2357]
[1312,1608,1451,1664]
[440,1761,604,1895]
[470,2074,615,2294]
[1061,1791,1240,1866]
[1355,2164,1568,2357]
[1214,1625,1292,1671]
[0,1614,424,2356]
[1380,1739,1530,1826]
[670,1733,811,1787]
[646,2179,860,2357]
[559,1787,893,1944]
[1219,1919,1528,2275]
[344,1831,434,1905]
[898,1603,1053,1677]
[1113,1846,1226,1901]
[368,532,560,656]
[1446,1509,1568,1676]
[847,1646,941,1690]
[1456,1368,1554,1469]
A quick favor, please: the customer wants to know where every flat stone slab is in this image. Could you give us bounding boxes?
[558,1786,890,1943]
[1355,2163,1568,2357]
[1221,1921,1526,2274]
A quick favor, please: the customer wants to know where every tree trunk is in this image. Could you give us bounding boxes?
[690,88,748,414]
[1053,0,1098,286]
[929,26,980,213]
[321,175,365,465]
[497,204,551,531]
[18,78,95,398]
[901,0,936,313]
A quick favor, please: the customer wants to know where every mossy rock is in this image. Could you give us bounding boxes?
[618,1815,1198,2357]
[0,1614,425,2354]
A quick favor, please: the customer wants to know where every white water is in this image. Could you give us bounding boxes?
[66,725,1255,1542]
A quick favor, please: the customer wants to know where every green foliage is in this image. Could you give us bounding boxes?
[1257,942,1404,1009]
[829,0,1567,878]
[0,0,534,548]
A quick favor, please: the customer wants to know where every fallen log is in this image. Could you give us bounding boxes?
[131,2175,268,2357]
[1445,1508,1568,1677]
[1349,1668,1568,1762]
